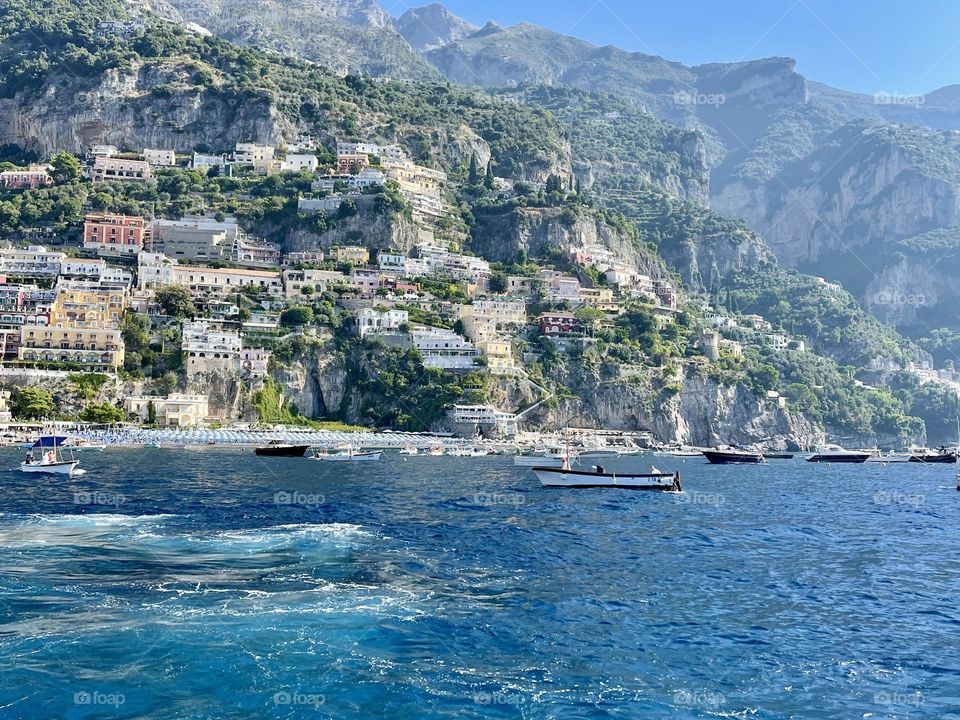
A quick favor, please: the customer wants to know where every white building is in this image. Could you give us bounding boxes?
[182,320,242,376]
[411,326,479,371]
[282,268,347,298]
[448,404,517,437]
[357,308,409,337]
[298,195,353,213]
[336,141,406,160]
[233,143,275,171]
[137,252,176,291]
[0,246,66,278]
[192,152,227,170]
[143,148,177,166]
[311,168,385,192]
[125,393,209,426]
[281,154,319,173]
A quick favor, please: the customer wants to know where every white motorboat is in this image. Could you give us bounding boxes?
[311,446,382,462]
[514,448,578,467]
[533,460,681,491]
[806,445,871,463]
[865,450,911,464]
[399,445,418,456]
[20,449,80,475]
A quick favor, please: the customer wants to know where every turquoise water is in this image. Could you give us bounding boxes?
[0,448,957,718]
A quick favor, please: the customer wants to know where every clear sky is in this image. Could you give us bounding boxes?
[405,0,960,95]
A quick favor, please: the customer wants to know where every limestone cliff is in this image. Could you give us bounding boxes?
[470,206,669,280]
[524,363,824,449]
[0,62,290,156]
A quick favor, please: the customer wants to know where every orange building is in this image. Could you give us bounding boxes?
[83,213,148,256]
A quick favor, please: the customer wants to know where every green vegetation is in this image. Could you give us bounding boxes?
[67,373,108,401]
[80,402,124,423]
[251,377,313,426]
[10,387,55,419]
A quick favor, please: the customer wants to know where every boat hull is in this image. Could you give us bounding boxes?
[254,445,309,457]
[806,454,870,463]
[533,467,681,491]
[312,451,381,462]
[908,454,956,464]
[514,456,565,467]
[763,453,795,460]
[702,450,763,464]
[20,460,79,475]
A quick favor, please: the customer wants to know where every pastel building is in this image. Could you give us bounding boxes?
[143,148,177,166]
[125,394,210,427]
[0,166,52,189]
[356,308,409,337]
[91,157,152,182]
[83,212,147,256]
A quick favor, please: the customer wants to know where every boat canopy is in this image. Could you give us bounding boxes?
[31,436,71,448]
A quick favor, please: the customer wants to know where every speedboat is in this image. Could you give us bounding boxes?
[702,447,764,464]
[20,449,80,475]
[806,445,870,463]
[254,440,309,457]
[312,446,381,462]
[865,450,911,464]
[908,447,956,464]
[399,445,418,456]
[514,448,578,467]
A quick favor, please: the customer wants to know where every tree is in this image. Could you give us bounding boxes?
[468,154,479,185]
[146,400,157,425]
[49,151,81,183]
[300,284,315,297]
[484,160,495,190]
[749,364,780,394]
[155,286,196,319]
[11,387,55,420]
[121,312,151,353]
[281,305,314,327]
[488,271,508,294]
[80,402,124,424]
[545,174,563,194]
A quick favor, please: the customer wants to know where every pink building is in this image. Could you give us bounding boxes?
[351,269,379,297]
[0,167,52,189]
[83,213,147,255]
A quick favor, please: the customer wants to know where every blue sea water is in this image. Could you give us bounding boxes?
[0,447,958,719]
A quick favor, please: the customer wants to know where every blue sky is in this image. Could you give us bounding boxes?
[408,0,960,95]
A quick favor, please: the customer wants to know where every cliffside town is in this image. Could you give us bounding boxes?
[0,0,957,447]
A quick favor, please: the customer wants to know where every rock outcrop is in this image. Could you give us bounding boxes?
[395,3,479,52]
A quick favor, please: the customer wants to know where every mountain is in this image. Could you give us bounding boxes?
[157,0,438,79]
[395,3,478,52]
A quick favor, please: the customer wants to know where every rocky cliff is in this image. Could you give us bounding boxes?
[395,3,479,52]
[712,122,960,271]
[0,62,290,156]
[470,206,669,279]
[159,0,437,79]
[525,363,824,449]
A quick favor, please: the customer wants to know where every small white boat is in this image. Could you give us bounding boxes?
[399,445,419,456]
[865,450,911,464]
[514,448,578,467]
[311,446,382,462]
[427,446,445,457]
[806,445,871,463]
[533,461,681,491]
[20,449,80,475]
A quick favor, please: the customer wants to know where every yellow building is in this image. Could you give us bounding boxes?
[578,287,614,305]
[18,281,128,370]
[477,338,515,374]
[334,246,370,265]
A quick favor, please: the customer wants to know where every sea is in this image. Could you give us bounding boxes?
[0,447,957,719]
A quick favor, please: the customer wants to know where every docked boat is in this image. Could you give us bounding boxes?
[427,446,445,456]
[806,445,870,463]
[311,446,382,462]
[865,450,911,464]
[702,447,764,464]
[254,440,309,457]
[398,445,418,456]
[908,447,956,464]
[533,460,682,491]
[514,448,578,467]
